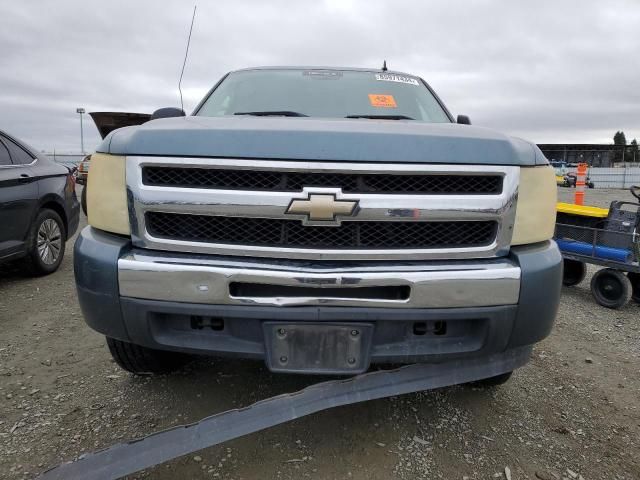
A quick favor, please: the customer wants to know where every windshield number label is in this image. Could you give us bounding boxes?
[368,94,397,108]
[375,73,419,86]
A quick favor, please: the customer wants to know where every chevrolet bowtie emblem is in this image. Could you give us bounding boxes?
[286,192,358,225]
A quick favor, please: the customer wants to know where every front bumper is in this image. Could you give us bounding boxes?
[74,227,562,372]
[117,251,521,309]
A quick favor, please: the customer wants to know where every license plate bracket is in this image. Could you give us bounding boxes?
[263,323,373,374]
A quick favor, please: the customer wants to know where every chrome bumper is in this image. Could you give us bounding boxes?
[118,251,521,309]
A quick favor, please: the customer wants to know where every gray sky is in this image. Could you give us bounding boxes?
[1,0,639,153]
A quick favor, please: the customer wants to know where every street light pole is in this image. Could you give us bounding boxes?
[76,107,85,154]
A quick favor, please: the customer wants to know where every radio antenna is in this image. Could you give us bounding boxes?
[178,5,197,113]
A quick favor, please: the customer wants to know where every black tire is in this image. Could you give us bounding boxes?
[590,268,632,309]
[470,371,513,387]
[627,272,640,303]
[81,185,87,216]
[562,259,587,286]
[106,337,189,374]
[23,209,66,276]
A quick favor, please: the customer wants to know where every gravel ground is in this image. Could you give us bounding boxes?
[1,188,639,480]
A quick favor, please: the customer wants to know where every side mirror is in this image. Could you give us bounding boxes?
[456,115,471,125]
[150,107,186,120]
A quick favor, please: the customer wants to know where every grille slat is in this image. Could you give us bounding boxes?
[146,212,497,250]
[143,167,502,195]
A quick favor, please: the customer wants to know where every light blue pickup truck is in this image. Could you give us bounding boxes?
[75,66,561,386]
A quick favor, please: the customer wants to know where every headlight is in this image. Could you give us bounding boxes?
[86,153,130,235]
[511,166,556,245]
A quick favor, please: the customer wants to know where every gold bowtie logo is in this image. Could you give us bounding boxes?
[287,193,358,224]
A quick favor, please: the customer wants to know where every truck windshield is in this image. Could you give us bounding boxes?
[196,69,451,123]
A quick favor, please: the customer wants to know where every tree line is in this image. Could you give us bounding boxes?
[613,131,639,162]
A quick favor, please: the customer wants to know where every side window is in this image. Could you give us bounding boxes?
[0,140,11,166]
[2,136,35,165]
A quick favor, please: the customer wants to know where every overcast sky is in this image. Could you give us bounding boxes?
[1,0,639,153]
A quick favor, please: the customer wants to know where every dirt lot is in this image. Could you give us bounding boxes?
[1,188,639,480]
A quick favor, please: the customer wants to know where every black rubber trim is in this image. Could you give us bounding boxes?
[229,282,410,301]
[38,346,531,480]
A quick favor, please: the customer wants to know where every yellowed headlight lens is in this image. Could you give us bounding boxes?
[87,153,130,235]
[511,166,557,245]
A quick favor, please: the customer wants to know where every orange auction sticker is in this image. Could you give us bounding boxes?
[368,94,397,108]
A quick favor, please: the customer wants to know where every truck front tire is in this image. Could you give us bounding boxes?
[471,371,513,387]
[81,186,87,216]
[106,337,189,374]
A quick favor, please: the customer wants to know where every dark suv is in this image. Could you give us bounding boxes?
[0,130,80,275]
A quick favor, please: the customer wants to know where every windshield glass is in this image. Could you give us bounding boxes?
[196,69,451,122]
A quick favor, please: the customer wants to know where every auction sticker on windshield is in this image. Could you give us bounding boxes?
[375,73,419,86]
[368,94,397,108]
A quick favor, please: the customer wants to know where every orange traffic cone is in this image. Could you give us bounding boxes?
[574,163,587,205]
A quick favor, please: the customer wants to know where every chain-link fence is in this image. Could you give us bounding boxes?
[557,166,640,189]
[540,145,640,167]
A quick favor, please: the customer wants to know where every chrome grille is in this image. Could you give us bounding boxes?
[146,212,497,250]
[127,157,519,261]
[143,166,503,194]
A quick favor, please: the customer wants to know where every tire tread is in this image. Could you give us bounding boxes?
[471,371,513,387]
[106,337,188,374]
[23,209,66,276]
[562,259,587,287]
[627,272,640,303]
[590,268,632,309]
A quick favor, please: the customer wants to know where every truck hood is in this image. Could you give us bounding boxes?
[97,116,545,166]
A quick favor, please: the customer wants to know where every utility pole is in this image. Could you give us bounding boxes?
[76,107,85,154]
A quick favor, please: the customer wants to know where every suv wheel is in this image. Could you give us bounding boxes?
[106,337,189,374]
[24,209,66,276]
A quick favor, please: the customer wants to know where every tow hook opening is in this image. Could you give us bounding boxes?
[413,322,428,335]
[190,315,225,331]
[434,320,447,336]
[412,321,448,336]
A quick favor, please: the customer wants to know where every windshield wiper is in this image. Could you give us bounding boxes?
[345,114,414,120]
[234,111,308,117]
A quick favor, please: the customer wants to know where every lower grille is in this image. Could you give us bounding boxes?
[146,212,497,250]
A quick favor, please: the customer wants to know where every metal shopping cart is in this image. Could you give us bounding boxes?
[554,186,640,308]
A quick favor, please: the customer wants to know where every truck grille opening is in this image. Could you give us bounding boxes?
[146,212,497,250]
[229,283,410,301]
[142,167,503,195]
